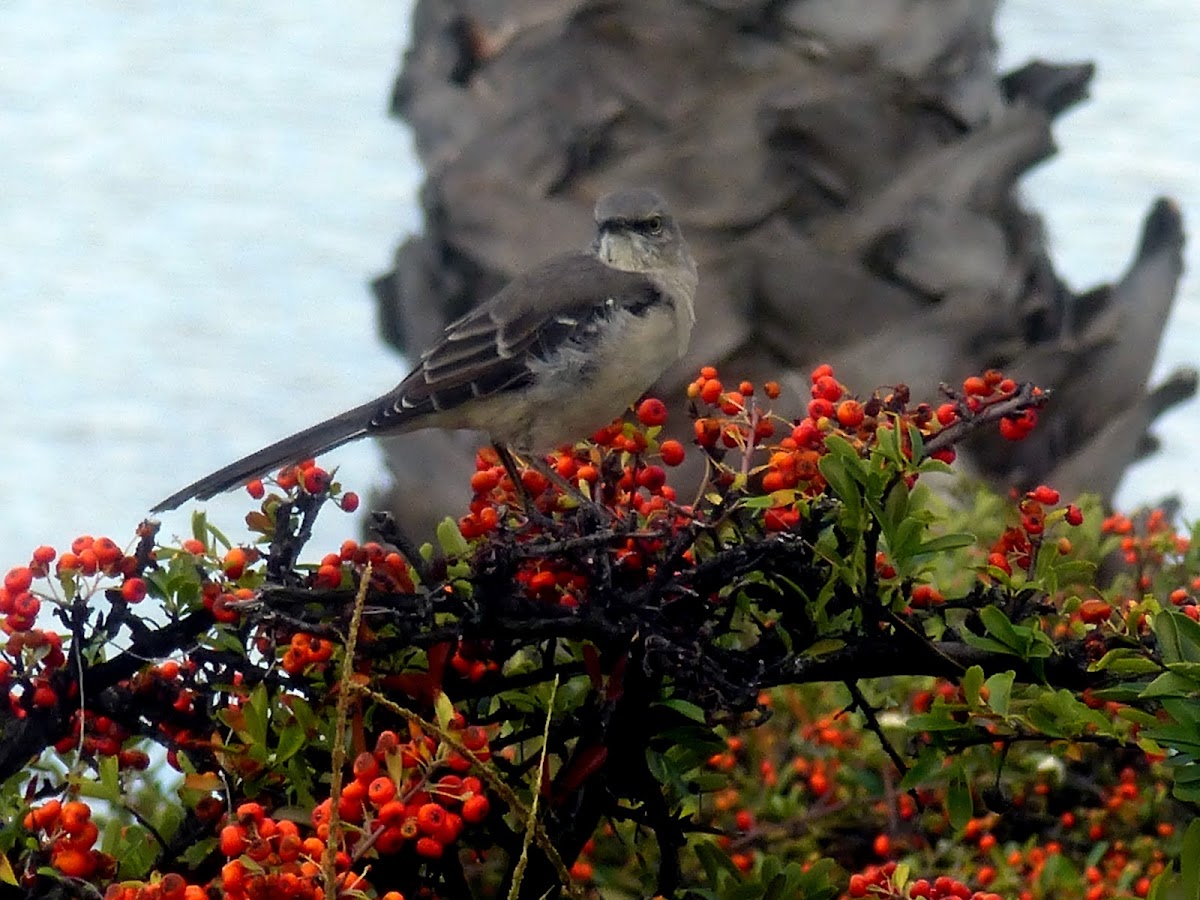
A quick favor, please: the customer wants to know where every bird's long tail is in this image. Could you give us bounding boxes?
[150,398,386,512]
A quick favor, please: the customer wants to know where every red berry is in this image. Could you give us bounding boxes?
[461,794,490,824]
[32,684,57,708]
[4,567,33,594]
[120,578,147,604]
[415,836,444,858]
[813,375,842,402]
[353,751,380,783]
[1031,485,1060,505]
[636,398,668,427]
[368,777,396,807]
[340,491,360,512]
[659,440,685,467]
[935,403,958,425]
[636,465,667,492]
[416,802,446,835]
[303,467,330,495]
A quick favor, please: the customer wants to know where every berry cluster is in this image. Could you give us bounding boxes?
[948,370,1042,442]
[985,484,1084,578]
[312,539,416,594]
[245,459,360,513]
[24,799,115,882]
[846,863,1002,900]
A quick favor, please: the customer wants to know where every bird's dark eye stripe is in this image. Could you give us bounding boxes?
[601,215,667,234]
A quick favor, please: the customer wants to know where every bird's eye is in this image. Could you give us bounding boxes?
[644,216,664,234]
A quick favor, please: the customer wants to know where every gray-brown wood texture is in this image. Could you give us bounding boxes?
[371,0,1193,536]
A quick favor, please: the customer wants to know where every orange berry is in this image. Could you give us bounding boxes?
[1078,599,1112,625]
[59,801,91,835]
[220,824,247,857]
[963,375,990,396]
[836,400,864,429]
[872,833,891,857]
[368,777,396,807]
[223,547,248,580]
[51,847,93,878]
[120,577,147,604]
[659,440,685,467]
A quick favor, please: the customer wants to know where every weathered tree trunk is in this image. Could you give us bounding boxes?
[372,0,1192,539]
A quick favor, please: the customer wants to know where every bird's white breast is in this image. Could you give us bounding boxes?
[459,299,689,451]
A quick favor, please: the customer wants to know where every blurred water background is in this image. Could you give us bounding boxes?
[0,1,1197,565]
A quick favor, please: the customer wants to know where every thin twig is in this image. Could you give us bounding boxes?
[508,674,560,900]
[323,562,371,900]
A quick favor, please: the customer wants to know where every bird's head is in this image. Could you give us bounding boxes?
[592,188,696,287]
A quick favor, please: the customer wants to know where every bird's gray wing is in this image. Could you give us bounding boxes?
[367,251,662,429]
[151,253,661,511]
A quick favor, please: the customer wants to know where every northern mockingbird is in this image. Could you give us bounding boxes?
[151,188,697,512]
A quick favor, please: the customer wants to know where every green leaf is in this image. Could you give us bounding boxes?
[435,517,470,557]
[818,447,863,525]
[905,423,925,465]
[979,606,1022,650]
[1157,611,1200,665]
[912,533,976,557]
[245,683,270,747]
[907,713,970,733]
[899,749,944,789]
[962,666,984,707]
[984,671,1015,715]
[1092,648,1163,676]
[181,837,218,869]
[947,773,973,830]
[433,691,457,732]
[1142,671,1200,700]
[959,629,1020,657]
[275,724,307,764]
[1182,818,1200,900]
[656,698,708,724]
[803,639,846,657]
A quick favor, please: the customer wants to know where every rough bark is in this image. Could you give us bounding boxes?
[370,0,1193,538]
